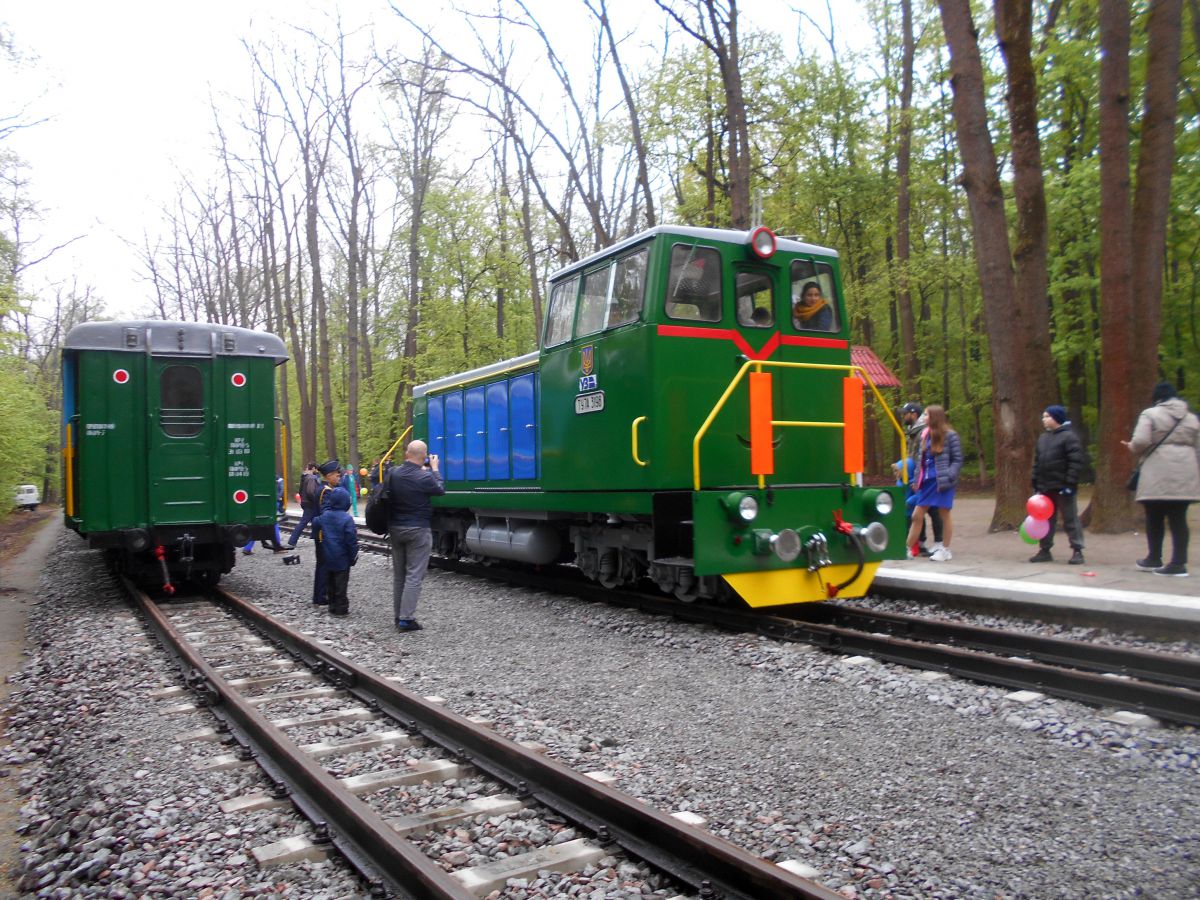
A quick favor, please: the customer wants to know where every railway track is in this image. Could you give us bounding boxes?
[128,577,838,899]
[314,521,1200,726]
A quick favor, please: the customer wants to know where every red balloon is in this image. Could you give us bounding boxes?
[1026,494,1054,521]
[295,493,301,502]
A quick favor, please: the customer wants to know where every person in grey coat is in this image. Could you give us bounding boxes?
[1121,382,1200,577]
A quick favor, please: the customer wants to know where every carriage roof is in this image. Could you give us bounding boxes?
[64,320,288,362]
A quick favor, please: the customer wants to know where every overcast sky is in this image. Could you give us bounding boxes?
[4,1,867,320]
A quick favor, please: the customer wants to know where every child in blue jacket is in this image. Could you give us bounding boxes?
[313,487,359,616]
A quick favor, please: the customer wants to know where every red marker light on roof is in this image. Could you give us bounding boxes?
[749,226,777,259]
[231,372,247,387]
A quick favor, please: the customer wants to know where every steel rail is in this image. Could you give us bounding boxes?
[129,580,474,900]
[418,558,1200,726]
[214,585,841,900]
[789,603,1200,690]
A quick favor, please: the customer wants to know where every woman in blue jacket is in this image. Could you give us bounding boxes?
[904,404,963,561]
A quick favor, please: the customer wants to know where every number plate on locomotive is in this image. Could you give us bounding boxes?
[575,391,605,414]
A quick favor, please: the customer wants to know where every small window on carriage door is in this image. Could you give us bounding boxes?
[160,365,205,437]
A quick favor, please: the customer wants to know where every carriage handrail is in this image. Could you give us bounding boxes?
[691,359,908,491]
[377,425,414,483]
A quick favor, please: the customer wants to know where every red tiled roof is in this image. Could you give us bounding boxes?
[851,345,901,388]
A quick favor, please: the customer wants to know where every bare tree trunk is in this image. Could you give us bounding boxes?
[1130,0,1183,403]
[1091,0,1183,531]
[994,0,1056,406]
[896,0,918,384]
[656,0,751,227]
[938,0,1047,529]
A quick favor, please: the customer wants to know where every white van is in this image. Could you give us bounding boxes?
[13,484,39,511]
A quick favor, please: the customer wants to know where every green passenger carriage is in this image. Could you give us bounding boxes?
[61,321,288,591]
[414,226,908,606]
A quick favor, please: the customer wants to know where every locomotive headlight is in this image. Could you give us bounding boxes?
[121,529,151,552]
[721,492,759,523]
[864,489,894,517]
[771,528,802,562]
[857,521,890,553]
[749,226,777,259]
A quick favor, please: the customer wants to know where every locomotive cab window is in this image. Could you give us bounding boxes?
[160,365,205,437]
[665,244,722,322]
[608,248,647,328]
[576,247,648,338]
[543,276,579,348]
[577,266,614,337]
[790,260,840,333]
[735,270,774,328]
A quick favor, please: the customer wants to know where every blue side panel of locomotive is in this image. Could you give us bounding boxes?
[510,373,537,479]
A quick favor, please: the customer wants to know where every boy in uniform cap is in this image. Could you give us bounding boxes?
[311,460,344,605]
[1030,405,1085,564]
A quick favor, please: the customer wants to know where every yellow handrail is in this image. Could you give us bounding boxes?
[376,425,414,482]
[691,360,907,490]
[631,416,648,466]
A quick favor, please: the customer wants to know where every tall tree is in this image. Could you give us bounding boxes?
[937,0,1055,528]
[1091,0,1184,530]
[656,0,752,228]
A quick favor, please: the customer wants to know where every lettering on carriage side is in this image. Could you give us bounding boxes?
[578,373,598,391]
[227,436,252,457]
[85,423,116,436]
[575,391,605,414]
[227,422,265,429]
[227,461,250,478]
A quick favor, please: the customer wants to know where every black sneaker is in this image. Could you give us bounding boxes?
[1136,558,1163,571]
[1029,549,1053,563]
[1068,550,1085,565]
[918,546,933,557]
[329,608,349,616]
[1153,564,1189,577]
[395,619,423,632]
[313,598,328,606]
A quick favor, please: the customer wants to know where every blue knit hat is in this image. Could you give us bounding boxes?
[1044,405,1067,425]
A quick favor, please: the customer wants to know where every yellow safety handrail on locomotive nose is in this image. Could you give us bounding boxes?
[377,425,414,482]
[691,360,907,491]
[631,416,649,467]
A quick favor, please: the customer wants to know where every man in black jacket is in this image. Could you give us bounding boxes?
[1030,405,1086,564]
[387,440,445,631]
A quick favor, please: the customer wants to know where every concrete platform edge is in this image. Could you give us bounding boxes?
[873,568,1200,627]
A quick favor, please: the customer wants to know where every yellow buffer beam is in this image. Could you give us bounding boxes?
[722,562,881,607]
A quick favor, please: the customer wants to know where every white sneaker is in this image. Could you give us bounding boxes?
[930,547,952,562]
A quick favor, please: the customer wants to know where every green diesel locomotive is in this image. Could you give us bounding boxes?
[414,226,907,606]
[61,321,288,592]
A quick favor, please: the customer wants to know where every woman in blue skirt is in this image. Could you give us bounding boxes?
[904,404,963,561]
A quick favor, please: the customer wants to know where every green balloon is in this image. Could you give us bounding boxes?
[360,487,368,496]
[1018,522,1038,544]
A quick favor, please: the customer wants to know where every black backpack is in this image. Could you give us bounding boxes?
[300,473,322,509]
[364,478,391,536]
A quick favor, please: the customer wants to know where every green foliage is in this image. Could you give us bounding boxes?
[0,356,55,507]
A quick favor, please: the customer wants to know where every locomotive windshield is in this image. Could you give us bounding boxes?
[665,244,722,322]
[160,365,205,437]
[735,270,774,328]
[790,260,841,333]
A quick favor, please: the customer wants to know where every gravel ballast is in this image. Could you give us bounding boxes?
[4,528,1199,899]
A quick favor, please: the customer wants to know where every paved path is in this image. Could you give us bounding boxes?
[885,490,1198,597]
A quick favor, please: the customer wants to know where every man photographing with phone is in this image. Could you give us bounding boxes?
[386,439,445,632]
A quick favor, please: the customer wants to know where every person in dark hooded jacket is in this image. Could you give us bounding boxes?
[1030,404,1086,565]
[312,484,358,616]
